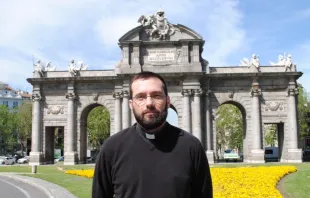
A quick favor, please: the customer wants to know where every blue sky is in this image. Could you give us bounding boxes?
[0,0,309,126]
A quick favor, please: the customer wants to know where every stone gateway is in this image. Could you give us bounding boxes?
[27,10,303,165]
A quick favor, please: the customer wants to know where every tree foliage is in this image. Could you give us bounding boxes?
[16,103,32,152]
[87,106,110,149]
[297,84,310,138]
[216,104,243,154]
[264,124,277,147]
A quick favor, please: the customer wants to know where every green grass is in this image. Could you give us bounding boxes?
[0,163,309,198]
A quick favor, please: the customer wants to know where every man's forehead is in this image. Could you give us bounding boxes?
[131,78,164,93]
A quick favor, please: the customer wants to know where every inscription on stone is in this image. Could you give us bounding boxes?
[147,49,175,62]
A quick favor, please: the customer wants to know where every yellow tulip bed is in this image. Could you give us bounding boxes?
[65,165,297,198]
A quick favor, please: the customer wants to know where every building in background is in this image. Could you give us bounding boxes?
[0,81,31,108]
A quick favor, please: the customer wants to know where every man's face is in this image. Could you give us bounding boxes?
[129,77,170,130]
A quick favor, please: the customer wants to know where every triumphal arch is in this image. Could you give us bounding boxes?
[27,9,303,165]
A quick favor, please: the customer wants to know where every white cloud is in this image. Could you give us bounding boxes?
[0,0,246,90]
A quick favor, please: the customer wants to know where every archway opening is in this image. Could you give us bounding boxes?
[44,126,64,164]
[215,103,245,163]
[167,104,178,127]
[80,104,110,164]
[263,123,283,162]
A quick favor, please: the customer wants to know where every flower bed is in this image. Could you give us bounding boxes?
[65,165,297,197]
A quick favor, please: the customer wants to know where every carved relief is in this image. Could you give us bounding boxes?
[32,93,42,101]
[47,105,64,115]
[264,101,284,111]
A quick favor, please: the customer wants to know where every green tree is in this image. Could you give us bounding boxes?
[298,84,310,138]
[87,106,110,149]
[216,104,243,155]
[264,124,277,147]
[15,103,32,153]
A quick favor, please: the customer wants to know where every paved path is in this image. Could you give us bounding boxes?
[0,173,77,198]
[0,175,48,198]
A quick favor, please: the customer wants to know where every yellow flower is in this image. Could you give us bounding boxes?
[65,166,297,198]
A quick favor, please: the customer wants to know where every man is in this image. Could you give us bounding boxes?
[92,71,213,198]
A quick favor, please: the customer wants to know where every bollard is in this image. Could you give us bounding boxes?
[32,165,37,174]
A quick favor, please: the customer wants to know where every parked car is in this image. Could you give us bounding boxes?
[264,147,279,162]
[0,156,15,165]
[54,156,64,163]
[17,156,29,164]
[223,149,241,162]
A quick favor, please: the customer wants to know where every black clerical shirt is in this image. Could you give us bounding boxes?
[92,122,213,198]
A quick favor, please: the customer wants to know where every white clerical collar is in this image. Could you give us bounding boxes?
[145,133,155,139]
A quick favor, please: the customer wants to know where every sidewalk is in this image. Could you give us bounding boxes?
[0,173,76,198]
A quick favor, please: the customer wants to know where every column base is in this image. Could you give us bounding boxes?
[206,150,215,164]
[286,149,302,163]
[64,152,78,165]
[248,149,265,163]
[29,152,43,165]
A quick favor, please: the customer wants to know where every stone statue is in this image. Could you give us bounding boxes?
[269,53,296,72]
[239,54,261,72]
[45,62,56,71]
[77,60,89,70]
[138,8,175,40]
[68,60,77,76]
[33,60,45,76]
[269,54,285,66]
[284,54,296,72]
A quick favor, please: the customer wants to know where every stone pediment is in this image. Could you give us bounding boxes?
[118,24,203,43]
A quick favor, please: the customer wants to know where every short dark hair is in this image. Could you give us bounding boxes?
[129,71,168,99]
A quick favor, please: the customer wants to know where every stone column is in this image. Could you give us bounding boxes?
[122,91,130,129]
[192,44,200,63]
[181,42,189,65]
[192,89,202,142]
[132,44,140,66]
[122,44,130,65]
[182,89,191,133]
[250,81,264,163]
[114,92,122,134]
[29,93,42,165]
[205,91,212,150]
[64,93,77,165]
[205,90,215,164]
[287,84,302,162]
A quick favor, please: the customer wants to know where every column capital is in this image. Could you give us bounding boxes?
[113,92,122,99]
[32,93,42,102]
[66,93,76,100]
[205,90,212,97]
[122,91,129,98]
[287,88,299,96]
[192,89,203,96]
[251,87,261,97]
[182,89,192,96]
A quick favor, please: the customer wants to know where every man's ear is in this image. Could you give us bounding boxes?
[129,99,133,110]
[166,96,170,108]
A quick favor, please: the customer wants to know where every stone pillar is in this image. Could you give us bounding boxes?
[29,93,42,165]
[114,92,122,134]
[205,91,214,163]
[250,81,264,163]
[287,83,302,162]
[192,89,202,142]
[132,44,140,67]
[181,42,189,65]
[122,91,130,129]
[122,44,130,65]
[64,93,77,165]
[182,89,191,133]
[192,44,200,63]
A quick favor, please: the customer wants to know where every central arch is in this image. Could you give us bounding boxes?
[79,103,111,164]
[214,101,247,162]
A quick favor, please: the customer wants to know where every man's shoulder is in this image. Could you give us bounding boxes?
[169,124,202,146]
[101,125,135,149]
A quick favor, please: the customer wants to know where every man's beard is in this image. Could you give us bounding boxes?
[133,103,168,131]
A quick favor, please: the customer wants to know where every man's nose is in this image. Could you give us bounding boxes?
[145,96,154,105]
